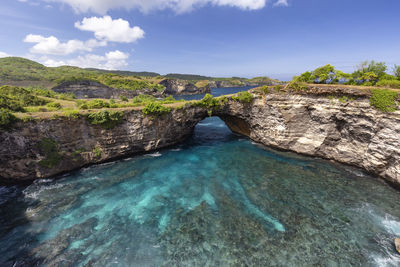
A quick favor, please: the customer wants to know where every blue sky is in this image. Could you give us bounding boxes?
[0,0,399,80]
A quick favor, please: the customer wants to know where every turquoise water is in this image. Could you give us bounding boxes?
[1,116,400,266]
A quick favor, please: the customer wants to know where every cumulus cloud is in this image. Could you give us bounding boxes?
[42,50,130,70]
[24,34,107,55]
[0,51,10,58]
[75,16,145,43]
[44,0,270,14]
[274,0,288,6]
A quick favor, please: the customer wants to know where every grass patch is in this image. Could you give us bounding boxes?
[142,102,172,117]
[370,89,398,112]
[232,91,254,103]
[87,110,124,129]
[191,93,221,116]
[92,147,102,158]
[0,108,17,129]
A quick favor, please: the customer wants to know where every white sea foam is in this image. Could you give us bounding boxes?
[170,148,182,152]
[147,152,162,157]
[99,161,116,167]
[23,183,65,200]
[372,255,400,267]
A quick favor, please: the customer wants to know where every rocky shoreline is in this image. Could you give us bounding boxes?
[1,86,399,188]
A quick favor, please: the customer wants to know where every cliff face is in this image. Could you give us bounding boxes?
[217,91,400,187]
[160,79,211,95]
[0,107,207,183]
[1,87,400,187]
[52,80,164,99]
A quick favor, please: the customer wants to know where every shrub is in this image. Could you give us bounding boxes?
[63,110,80,119]
[232,91,254,103]
[160,95,179,104]
[0,85,48,111]
[142,102,172,116]
[87,110,124,129]
[218,96,228,105]
[93,147,102,158]
[338,96,355,103]
[370,89,398,112]
[257,86,270,95]
[46,102,62,110]
[79,99,110,109]
[120,96,128,102]
[0,108,17,129]
[376,79,400,89]
[132,94,156,104]
[288,81,308,91]
[38,137,61,168]
[191,94,221,116]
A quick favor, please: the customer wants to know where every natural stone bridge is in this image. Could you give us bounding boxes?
[1,88,400,187]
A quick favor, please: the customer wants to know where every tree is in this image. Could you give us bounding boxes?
[353,60,387,81]
[394,65,400,79]
[313,64,336,83]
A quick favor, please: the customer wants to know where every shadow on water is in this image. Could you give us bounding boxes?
[1,116,400,266]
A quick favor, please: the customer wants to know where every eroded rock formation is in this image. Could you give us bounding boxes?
[0,106,207,183]
[1,86,400,187]
[160,79,211,95]
[52,80,164,99]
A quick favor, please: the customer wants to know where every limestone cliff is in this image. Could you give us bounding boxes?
[52,80,164,99]
[0,107,206,183]
[217,88,400,187]
[159,79,211,95]
[1,86,400,188]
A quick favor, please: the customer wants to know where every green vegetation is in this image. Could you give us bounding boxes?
[165,73,212,81]
[63,110,80,119]
[0,85,48,111]
[232,91,254,103]
[92,146,103,158]
[376,79,400,89]
[100,74,165,92]
[293,60,400,88]
[142,102,172,116]
[79,99,110,109]
[38,137,62,168]
[369,89,398,112]
[87,110,124,129]
[132,94,157,104]
[0,57,164,92]
[93,147,102,158]
[338,96,355,103]
[192,94,222,116]
[0,108,17,129]
[287,81,308,91]
[394,65,400,79]
[46,102,62,110]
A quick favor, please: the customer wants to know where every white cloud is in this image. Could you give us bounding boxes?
[41,50,130,70]
[43,58,66,67]
[0,51,10,58]
[75,16,145,43]
[44,0,270,14]
[24,34,107,55]
[274,0,288,6]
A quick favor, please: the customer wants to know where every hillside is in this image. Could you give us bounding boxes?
[0,57,279,90]
[0,57,165,91]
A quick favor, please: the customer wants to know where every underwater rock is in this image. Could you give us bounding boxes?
[395,238,400,254]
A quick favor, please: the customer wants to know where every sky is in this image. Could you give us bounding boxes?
[0,0,399,80]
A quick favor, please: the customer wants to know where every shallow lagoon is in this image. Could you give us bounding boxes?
[1,91,400,266]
